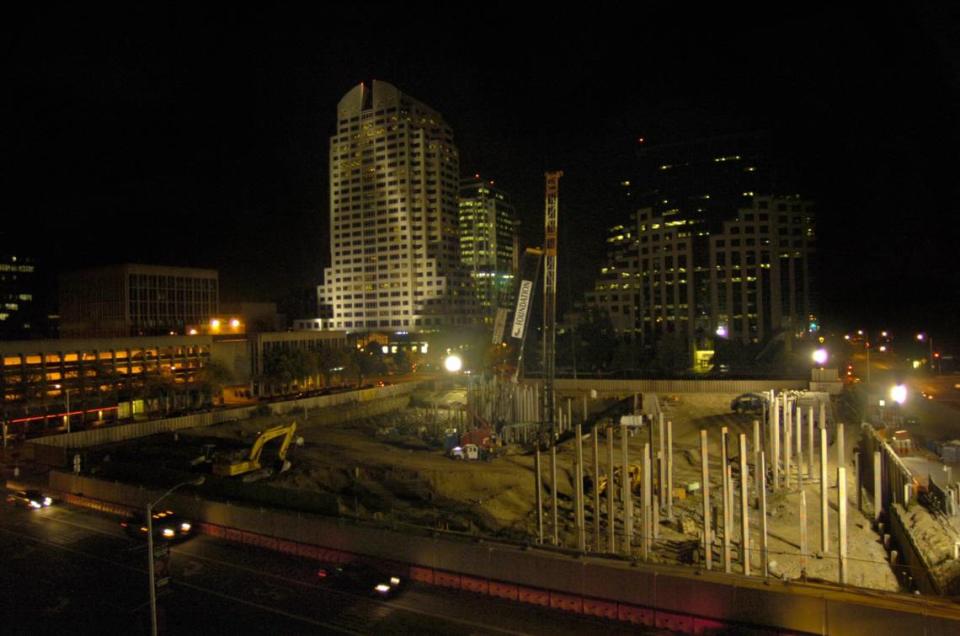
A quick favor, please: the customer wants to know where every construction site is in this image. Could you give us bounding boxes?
[63,378,940,595]
[10,173,960,635]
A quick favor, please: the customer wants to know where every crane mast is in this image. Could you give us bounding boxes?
[542,171,562,442]
[542,170,562,545]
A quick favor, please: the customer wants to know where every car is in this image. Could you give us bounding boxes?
[120,510,194,541]
[730,393,765,414]
[6,489,53,509]
[316,562,405,598]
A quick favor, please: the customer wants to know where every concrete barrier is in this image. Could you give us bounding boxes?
[617,603,653,626]
[488,580,518,601]
[655,610,694,633]
[45,472,960,635]
[433,570,461,589]
[460,575,489,595]
[517,585,550,607]
[550,590,583,613]
[582,597,618,620]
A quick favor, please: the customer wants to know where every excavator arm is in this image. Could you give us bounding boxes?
[213,422,298,477]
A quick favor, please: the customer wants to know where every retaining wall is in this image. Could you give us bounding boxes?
[888,503,943,595]
[25,381,426,464]
[538,378,808,396]
[46,471,960,636]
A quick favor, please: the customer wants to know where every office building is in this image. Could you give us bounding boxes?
[59,264,219,338]
[0,254,38,340]
[319,81,476,331]
[586,134,816,348]
[0,328,349,436]
[458,175,519,322]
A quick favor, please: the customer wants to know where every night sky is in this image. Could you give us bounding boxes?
[6,4,959,340]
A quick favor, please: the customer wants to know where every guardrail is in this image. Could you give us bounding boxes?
[46,471,960,635]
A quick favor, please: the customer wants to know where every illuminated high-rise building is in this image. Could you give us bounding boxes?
[458,176,518,322]
[0,254,38,340]
[586,134,817,352]
[319,81,476,331]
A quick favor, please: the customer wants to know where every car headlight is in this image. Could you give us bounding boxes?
[29,501,41,509]
[374,584,391,594]
[389,577,400,586]
[180,522,191,532]
[43,497,53,506]
[162,528,175,538]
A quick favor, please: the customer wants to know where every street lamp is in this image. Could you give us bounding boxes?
[53,383,71,434]
[147,476,205,636]
[443,354,463,373]
[917,333,935,373]
[812,348,828,366]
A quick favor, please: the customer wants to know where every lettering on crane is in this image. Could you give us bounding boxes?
[511,280,533,339]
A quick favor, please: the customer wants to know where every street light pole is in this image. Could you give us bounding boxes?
[54,384,71,434]
[147,477,204,636]
[865,342,871,386]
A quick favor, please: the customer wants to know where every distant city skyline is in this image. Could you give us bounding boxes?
[6,5,959,340]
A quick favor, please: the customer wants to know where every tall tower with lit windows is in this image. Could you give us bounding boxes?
[585,133,817,354]
[458,175,519,323]
[319,81,475,331]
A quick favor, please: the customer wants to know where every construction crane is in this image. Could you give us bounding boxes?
[542,171,563,545]
[542,171,562,438]
[212,422,299,477]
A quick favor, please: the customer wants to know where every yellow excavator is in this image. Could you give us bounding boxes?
[597,464,643,497]
[213,422,299,477]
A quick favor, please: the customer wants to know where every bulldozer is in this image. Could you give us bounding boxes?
[212,422,299,478]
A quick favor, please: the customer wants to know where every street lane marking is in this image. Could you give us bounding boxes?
[0,514,527,635]
[0,525,363,634]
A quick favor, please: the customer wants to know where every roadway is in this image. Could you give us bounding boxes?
[0,501,661,635]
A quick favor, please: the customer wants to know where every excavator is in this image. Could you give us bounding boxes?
[212,422,299,477]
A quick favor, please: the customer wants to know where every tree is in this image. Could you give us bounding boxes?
[575,308,620,374]
[315,347,342,387]
[340,349,362,387]
[143,374,180,415]
[393,349,412,375]
[194,359,234,406]
[351,346,386,386]
[649,333,690,375]
[262,348,315,394]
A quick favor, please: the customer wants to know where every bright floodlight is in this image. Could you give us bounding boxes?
[812,348,828,365]
[444,354,463,373]
[715,325,728,338]
[890,384,907,405]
